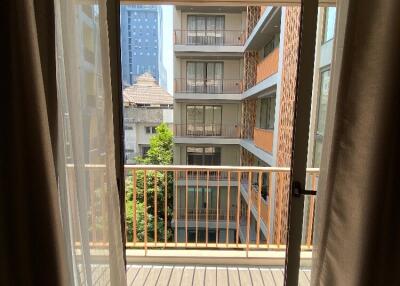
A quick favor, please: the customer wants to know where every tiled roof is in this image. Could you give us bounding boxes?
[123,73,173,106]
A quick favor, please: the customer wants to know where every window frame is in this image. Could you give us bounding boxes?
[186,104,223,136]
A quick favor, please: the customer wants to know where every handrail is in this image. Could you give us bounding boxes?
[66,163,319,254]
[174,29,245,46]
[174,78,243,94]
[174,123,242,138]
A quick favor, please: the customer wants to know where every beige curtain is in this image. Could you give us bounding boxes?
[0,0,69,285]
[55,0,126,285]
[311,0,400,285]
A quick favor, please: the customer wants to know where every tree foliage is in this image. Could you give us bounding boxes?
[126,123,174,244]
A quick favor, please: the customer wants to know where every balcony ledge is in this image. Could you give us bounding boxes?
[174,92,242,101]
[174,137,241,145]
[126,249,312,267]
[174,45,244,54]
[242,73,278,100]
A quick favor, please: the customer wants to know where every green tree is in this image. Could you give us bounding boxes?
[126,123,174,245]
[137,123,173,165]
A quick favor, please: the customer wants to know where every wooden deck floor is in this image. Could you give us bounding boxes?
[126,264,311,286]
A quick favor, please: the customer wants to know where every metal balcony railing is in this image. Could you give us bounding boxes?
[174,30,245,46]
[174,78,243,94]
[174,124,241,138]
[65,164,318,256]
[123,165,319,255]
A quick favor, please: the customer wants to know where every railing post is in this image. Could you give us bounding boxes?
[226,171,231,246]
[236,171,241,246]
[246,171,252,256]
[216,170,220,246]
[132,170,137,246]
[144,170,148,255]
[174,170,178,247]
[196,171,199,246]
[256,171,262,247]
[164,170,167,248]
[185,170,188,247]
[154,172,158,246]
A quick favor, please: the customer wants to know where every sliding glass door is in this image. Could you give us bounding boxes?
[186,105,222,136]
[186,62,223,93]
[187,15,225,45]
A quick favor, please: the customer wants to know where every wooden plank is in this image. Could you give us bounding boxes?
[227,267,241,286]
[249,267,264,286]
[127,265,141,286]
[238,267,253,286]
[270,269,284,286]
[192,266,206,286]
[298,270,310,286]
[259,268,276,286]
[133,265,152,286]
[156,266,173,286]
[303,269,312,282]
[216,267,229,286]
[168,266,184,286]
[181,266,195,285]
[205,266,217,286]
[145,266,163,286]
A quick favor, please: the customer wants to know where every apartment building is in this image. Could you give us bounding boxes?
[172,5,336,245]
[123,73,173,163]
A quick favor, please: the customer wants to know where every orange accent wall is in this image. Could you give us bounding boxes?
[256,47,279,84]
[254,127,274,153]
[260,6,267,16]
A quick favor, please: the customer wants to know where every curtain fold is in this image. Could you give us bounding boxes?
[311,0,400,285]
[55,0,126,285]
[0,0,69,285]
[1,0,126,285]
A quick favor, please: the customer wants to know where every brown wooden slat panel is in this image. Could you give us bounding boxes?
[156,266,173,286]
[180,266,195,285]
[216,267,229,286]
[146,266,163,286]
[259,268,276,286]
[168,266,184,286]
[205,267,217,286]
[193,267,206,286]
[249,268,265,286]
[238,268,253,285]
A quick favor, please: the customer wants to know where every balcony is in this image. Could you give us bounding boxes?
[256,47,279,84]
[174,78,243,95]
[174,30,245,46]
[72,164,317,284]
[123,165,318,254]
[174,124,241,138]
[254,127,274,153]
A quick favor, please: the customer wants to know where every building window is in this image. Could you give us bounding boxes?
[313,69,331,167]
[323,7,336,43]
[141,145,150,157]
[259,95,276,130]
[145,126,157,134]
[187,15,225,45]
[187,147,221,165]
[186,62,223,93]
[186,105,222,136]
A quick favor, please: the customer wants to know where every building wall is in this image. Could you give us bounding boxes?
[124,107,173,162]
[273,7,301,245]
